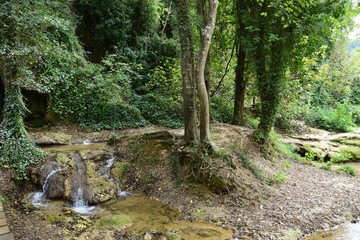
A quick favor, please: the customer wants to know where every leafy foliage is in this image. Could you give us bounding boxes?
[304,102,355,132]
[134,94,183,128]
[0,89,45,180]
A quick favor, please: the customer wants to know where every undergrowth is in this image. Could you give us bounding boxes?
[235,149,267,183]
[0,89,45,180]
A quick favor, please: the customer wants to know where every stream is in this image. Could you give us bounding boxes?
[29,138,233,239]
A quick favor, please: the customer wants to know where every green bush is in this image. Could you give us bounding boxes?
[304,102,355,132]
[134,94,183,128]
[348,104,360,125]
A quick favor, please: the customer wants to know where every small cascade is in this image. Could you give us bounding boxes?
[83,139,91,145]
[102,153,131,197]
[114,180,131,197]
[71,186,96,214]
[106,155,115,168]
[32,168,61,207]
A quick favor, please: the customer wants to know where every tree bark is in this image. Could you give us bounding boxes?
[232,41,246,125]
[174,0,199,144]
[195,0,219,143]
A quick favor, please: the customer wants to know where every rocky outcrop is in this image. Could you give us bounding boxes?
[282,128,360,161]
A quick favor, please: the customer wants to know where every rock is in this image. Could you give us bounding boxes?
[144,232,152,240]
[55,153,74,168]
[86,161,117,204]
[339,146,360,161]
[44,170,67,199]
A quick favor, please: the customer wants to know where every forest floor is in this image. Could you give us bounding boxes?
[1,123,360,240]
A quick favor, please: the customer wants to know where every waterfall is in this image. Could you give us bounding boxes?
[32,168,61,207]
[106,154,115,168]
[71,186,96,214]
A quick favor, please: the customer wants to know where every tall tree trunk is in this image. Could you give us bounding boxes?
[257,39,284,142]
[174,0,199,144]
[232,41,246,125]
[195,0,219,143]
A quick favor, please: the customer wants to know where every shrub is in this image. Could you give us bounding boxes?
[211,95,233,123]
[134,94,183,128]
[304,102,355,132]
[79,101,147,130]
[348,104,360,125]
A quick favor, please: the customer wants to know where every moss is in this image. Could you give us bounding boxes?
[111,162,130,184]
[339,146,360,161]
[206,174,228,194]
[165,233,182,240]
[97,214,132,228]
[332,135,360,147]
[55,153,73,167]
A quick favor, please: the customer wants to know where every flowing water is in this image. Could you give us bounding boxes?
[32,168,62,207]
[71,187,96,214]
[303,222,360,240]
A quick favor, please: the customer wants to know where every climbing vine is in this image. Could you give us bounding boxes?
[0,89,45,180]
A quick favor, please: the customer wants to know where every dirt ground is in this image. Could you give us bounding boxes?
[1,123,360,240]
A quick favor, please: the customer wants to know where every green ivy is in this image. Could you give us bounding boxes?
[0,89,45,180]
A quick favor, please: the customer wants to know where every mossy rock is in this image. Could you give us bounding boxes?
[297,143,328,159]
[331,135,360,147]
[339,146,360,161]
[85,161,117,203]
[112,162,131,184]
[206,174,229,194]
[165,232,181,240]
[97,214,132,228]
[55,153,74,168]
[31,132,72,145]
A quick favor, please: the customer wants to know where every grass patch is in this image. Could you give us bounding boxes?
[336,164,356,176]
[269,130,301,160]
[235,150,266,182]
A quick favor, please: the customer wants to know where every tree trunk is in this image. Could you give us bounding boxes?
[174,0,199,144]
[232,42,246,125]
[195,0,219,143]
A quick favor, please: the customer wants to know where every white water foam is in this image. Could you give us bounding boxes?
[82,139,92,145]
[71,187,96,214]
